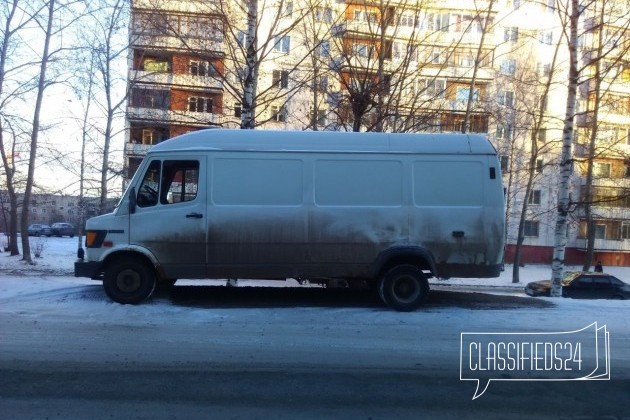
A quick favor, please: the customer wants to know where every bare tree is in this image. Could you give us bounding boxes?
[577,0,630,270]
[0,0,43,255]
[550,0,581,297]
[85,0,129,213]
[510,38,563,283]
[462,0,495,133]
[19,0,57,263]
[218,0,323,128]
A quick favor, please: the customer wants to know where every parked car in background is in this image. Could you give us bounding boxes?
[525,272,629,300]
[27,224,52,237]
[51,222,75,238]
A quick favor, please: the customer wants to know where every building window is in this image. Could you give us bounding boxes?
[459,54,475,67]
[351,43,372,58]
[131,88,170,109]
[427,12,450,32]
[314,76,328,91]
[354,10,377,23]
[594,224,606,239]
[456,87,479,102]
[271,105,287,122]
[536,158,544,174]
[524,220,539,237]
[179,15,223,40]
[273,35,291,53]
[496,124,512,140]
[398,13,416,27]
[622,222,630,239]
[272,70,289,88]
[537,62,551,77]
[283,1,293,16]
[128,158,142,179]
[142,129,155,145]
[593,162,611,178]
[528,190,542,205]
[430,51,443,64]
[236,31,247,47]
[500,59,516,76]
[500,156,509,171]
[234,102,242,118]
[504,27,519,42]
[315,7,332,22]
[316,41,330,57]
[498,90,514,107]
[393,42,417,61]
[142,57,169,72]
[538,31,553,45]
[423,79,446,98]
[188,97,213,113]
[537,128,547,143]
[189,60,216,77]
[311,109,327,126]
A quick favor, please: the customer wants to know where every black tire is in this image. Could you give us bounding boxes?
[103,257,156,304]
[379,265,429,312]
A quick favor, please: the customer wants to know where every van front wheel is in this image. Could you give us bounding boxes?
[379,265,429,312]
[103,257,156,304]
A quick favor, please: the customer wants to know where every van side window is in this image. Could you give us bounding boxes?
[137,160,161,207]
[160,160,200,204]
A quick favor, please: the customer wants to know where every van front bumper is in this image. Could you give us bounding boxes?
[74,261,102,279]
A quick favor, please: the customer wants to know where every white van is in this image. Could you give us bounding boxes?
[75,129,505,311]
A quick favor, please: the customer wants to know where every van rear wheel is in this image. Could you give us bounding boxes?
[103,257,156,304]
[379,265,429,311]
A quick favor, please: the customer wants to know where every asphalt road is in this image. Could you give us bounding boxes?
[1,285,628,419]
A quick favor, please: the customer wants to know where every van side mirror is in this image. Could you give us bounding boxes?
[129,187,137,214]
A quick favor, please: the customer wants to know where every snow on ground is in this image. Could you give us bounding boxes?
[0,234,629,339]
[1,233,628,287]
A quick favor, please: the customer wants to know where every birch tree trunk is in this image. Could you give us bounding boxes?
[0,0,23,256]
[512,39,562,283]
[241,0,258,129]
[550,0,580,297]
[462,0,494,134]
[20,0,56,264]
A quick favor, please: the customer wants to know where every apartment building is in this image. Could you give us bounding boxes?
[124,0,630,265]
[0,192,117,232]
[127,0,225,179]
[572,2,630,266]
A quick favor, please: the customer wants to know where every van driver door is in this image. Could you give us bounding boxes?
[130,156,207,279]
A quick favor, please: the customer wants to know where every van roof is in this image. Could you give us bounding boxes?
[149,129,497,155]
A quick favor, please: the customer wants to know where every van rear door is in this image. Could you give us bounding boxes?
[130,156,207,279]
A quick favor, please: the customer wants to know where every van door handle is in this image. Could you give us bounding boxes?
[186,213,203,219]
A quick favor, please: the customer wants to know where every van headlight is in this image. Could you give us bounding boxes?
[85,230,107,248]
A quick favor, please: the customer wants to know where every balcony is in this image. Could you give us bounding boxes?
[421,65,494,82]
[127,107,223,125]
[125,143,152,157]
[130,34,223,54]
[132,0,217,13]
[578,176,630,189]
[575,206,630,220]
[129,70,223,90]
[573,238,630,252]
